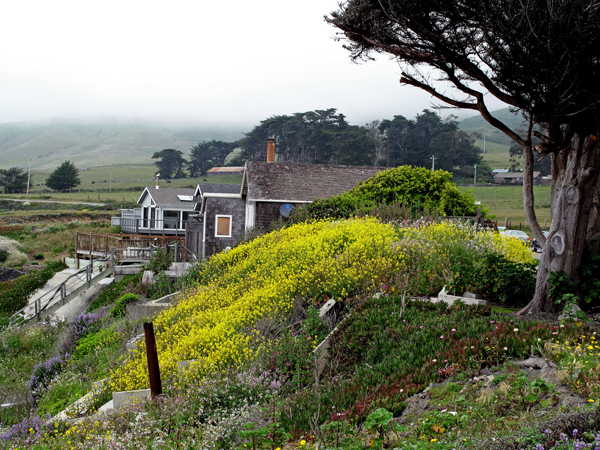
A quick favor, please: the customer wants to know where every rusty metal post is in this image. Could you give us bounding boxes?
[143,322,162,398]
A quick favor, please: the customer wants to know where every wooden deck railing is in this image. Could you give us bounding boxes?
[76,233,186,263]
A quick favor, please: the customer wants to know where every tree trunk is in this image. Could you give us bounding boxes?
[518,134,600,315]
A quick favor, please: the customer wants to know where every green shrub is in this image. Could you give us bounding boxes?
[88,272,142,311]
[51,246,63,255]
[33,253,44,260]
[546,250,600,310]
[290,166,484,223]
[109,293,140,318]
[74,326,122,359]
[448,253,537,307]
[0,261,67,316]
[263,306,329,394]
[0,249,8,263]
[146,248,173,273]
[580,251,600,306]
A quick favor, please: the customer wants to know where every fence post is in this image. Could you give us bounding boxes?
[61,284,65,305]
[111,247,115,268]
[174,243,179,262]
[143,322,163,398]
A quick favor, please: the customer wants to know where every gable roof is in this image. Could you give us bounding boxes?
[197,182,242,195]
[138,187,197,210]
[244,162,385,202]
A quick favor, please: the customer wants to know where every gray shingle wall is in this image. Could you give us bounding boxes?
[255,202,293,230]
[204,197,246,259]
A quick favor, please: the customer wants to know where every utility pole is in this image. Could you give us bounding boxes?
[430,155,436,171]
[110,166,112,193]
[474,164,477,185]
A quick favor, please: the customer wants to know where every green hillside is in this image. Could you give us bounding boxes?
[459,107,525,146]
[0,120,246,171]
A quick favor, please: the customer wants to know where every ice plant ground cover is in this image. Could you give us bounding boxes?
[2,301,598,450]
[110,218,534,392]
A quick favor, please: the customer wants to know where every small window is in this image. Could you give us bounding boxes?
[215,215,232,237]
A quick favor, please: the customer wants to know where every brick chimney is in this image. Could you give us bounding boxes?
[267,137,275,163]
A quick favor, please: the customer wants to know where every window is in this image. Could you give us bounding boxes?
[164,210,179,229]
[215,215,232,237]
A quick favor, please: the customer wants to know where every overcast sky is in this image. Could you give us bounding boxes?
[0,0,503,127]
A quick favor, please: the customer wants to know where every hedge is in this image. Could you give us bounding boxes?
[0,261,68,317]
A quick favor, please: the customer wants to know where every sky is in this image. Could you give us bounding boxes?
[0,0,504,127]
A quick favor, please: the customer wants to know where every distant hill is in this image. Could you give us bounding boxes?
[459,107,525,146]
[0,120,246,170]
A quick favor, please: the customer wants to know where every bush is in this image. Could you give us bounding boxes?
[263,306,329,394]
[0,249,8,263]
[71,311,106,339]
[290,165,484,223]
[29,353,69,402]
[74,326,122,359]
[146,248,173,274]
[0,236,27,267]
[448,253,537,306]
[109,293,140,318]
[88,272,142,311]
[33,253,44,260]
[110,218,533,392]
[0,261,68,316]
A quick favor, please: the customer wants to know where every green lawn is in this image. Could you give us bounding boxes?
[473,139,512,168]
[466,185,552,231]
[2,164,242,203]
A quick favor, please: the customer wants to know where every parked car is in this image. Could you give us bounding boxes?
[500,230,532,247]
[532,231,550,252]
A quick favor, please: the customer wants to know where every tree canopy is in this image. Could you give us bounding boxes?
[206,108,482,178]
[291,165,480,223]
[188,140,237,177]
[328,0,600,313]
[45,161,80,192]
[152,149,187,179]
[0,167,29,193]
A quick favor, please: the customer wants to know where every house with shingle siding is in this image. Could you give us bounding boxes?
[192,161,385,259]
[113,142,385,260]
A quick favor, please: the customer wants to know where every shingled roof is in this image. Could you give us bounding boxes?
[139,187,196,210]
[197,182,241,195]
[244,162,385,202]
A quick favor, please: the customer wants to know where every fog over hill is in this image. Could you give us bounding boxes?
[0,108,522,171]
[458,108,524,146]
[0,120,246,170]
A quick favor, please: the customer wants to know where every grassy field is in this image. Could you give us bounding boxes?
[474,138,512,168]
[1,166,243,203]
[466,184,552,230]
[5,160,550,232]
